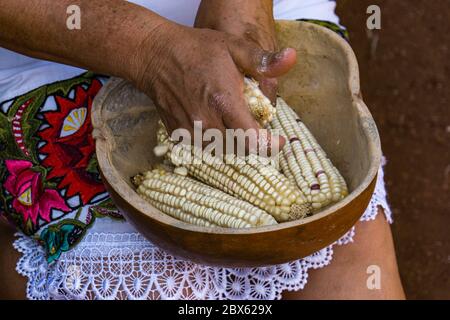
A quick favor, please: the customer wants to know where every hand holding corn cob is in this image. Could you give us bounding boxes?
[134,78,349,228]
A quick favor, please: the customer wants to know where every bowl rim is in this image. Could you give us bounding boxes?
[92,21,382,236]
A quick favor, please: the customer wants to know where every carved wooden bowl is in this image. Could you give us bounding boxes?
[91,21,381,267]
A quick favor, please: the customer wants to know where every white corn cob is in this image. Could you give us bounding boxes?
[133,168,278,228]
[244,77,276,127]
[270,98,348,210]
[156,123,312,222]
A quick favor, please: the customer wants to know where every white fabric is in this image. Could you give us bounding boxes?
[0,0,339,102]
[13,160,392,300]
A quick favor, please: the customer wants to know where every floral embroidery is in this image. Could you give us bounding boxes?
[0,72,123,262]
[4,159,70,229]
[38,79,104,205]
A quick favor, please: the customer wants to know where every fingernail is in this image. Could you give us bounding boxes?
[258,48,291,74]
[257,54,270,74]
[269,48,291,66]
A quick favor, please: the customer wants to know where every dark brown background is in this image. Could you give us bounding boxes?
[336,0,450,299]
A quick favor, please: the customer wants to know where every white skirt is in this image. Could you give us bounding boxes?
[14,160,392,300]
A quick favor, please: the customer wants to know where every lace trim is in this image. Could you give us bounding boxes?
[14,161,392,300]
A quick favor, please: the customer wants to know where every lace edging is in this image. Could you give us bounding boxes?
[13,161,392,300]
[13,234,51,300]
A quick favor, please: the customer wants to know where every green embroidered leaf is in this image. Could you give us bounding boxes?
[90,198,123,220]
[74,207,83,220]
[4,88,47,163]
[0,111,24,160]
[40,221,86,263]
[86,154,100,175]
[46,72,95,97]
[0,163,13,217]
[31,165,58,189]
[24,218,35,235]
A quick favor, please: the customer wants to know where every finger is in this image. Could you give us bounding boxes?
[155,97,192,136]
[216,84,284,156]
[258,47,297,78]
[190,112,227,133]
[189,111,227,149]
[258,77,278,105]
[228,38,297,79]
[216,89,260,132]
[158,112,178,133]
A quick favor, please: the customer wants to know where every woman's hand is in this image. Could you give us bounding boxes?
[195,0,294,103]
[130,22,296,151]
[0,0,294,152]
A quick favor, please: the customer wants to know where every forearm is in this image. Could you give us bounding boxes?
[0,0,170,80]
[195,0,275,49]
[196,0,274,25]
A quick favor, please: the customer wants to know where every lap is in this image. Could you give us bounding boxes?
[283,208,405,299]
[1,208,404,300]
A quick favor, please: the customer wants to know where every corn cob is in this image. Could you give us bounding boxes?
[155,123,312,222]
[270,98,348,210]
[133,168,278,228]
[244,77,276,127]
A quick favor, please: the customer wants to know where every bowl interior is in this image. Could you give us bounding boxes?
[93,21,380,232]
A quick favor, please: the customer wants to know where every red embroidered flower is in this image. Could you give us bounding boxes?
[4,160,70,226]
[38,79,105,205]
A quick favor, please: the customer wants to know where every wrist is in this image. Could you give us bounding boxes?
[195,0,276,51]
[125,18,185,92]
[109,9,177,83]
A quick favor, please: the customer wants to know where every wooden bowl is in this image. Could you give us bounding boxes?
[91,21,381,267]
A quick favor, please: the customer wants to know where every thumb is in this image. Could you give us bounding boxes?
[228,38,297,78]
